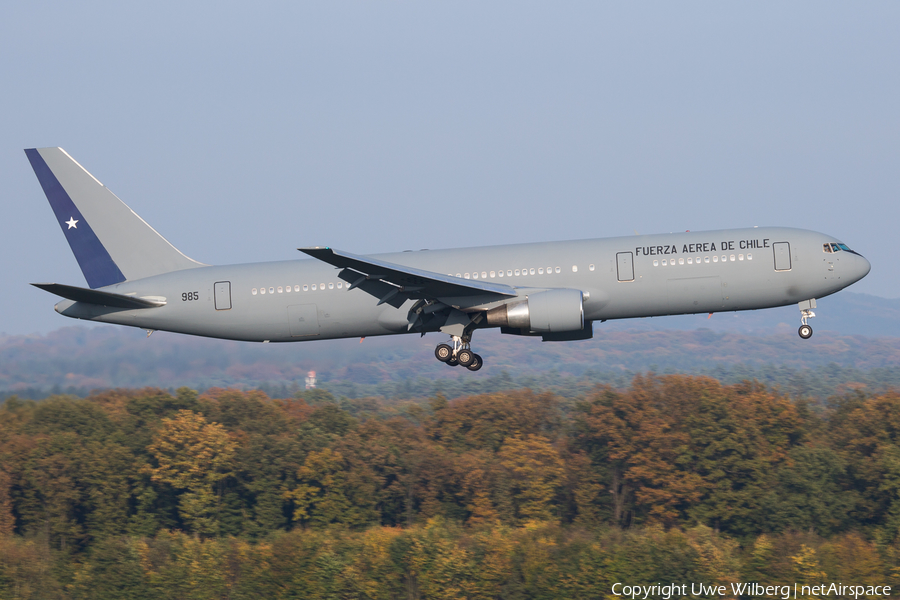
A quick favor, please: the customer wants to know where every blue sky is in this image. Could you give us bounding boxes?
[2,2,898,335]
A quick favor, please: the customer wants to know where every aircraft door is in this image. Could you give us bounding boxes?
[214,281,232,310]
[616,252,634,282]
[288,304,320,337]
[773,242,791,271]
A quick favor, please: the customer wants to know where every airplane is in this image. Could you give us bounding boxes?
[25,147,871,371]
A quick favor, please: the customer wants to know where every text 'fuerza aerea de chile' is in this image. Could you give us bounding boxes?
[611,582,892,599]
[634,239,771,257]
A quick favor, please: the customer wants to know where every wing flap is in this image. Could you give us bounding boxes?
[32,283,165,309]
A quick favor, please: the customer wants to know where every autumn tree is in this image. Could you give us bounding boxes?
[145,410,236,535]
[828,390,900,537]
[576,375,806,533]
[497,435,565,523]
[286,447,379,527]
[425,390,561,452]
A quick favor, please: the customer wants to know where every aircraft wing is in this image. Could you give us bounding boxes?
[299,247,517,308]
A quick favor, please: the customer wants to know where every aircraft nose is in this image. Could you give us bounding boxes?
[854,253,871,282]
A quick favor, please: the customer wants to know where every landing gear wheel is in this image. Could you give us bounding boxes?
[457,349,475,367]
[435,343,453,362]
[466,353,483,371]
[446,357,459,367]
[799,324,813,339]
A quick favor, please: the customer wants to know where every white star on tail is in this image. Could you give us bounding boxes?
[65,217,78,229]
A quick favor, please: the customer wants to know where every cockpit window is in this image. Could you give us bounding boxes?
[824,242,855,254]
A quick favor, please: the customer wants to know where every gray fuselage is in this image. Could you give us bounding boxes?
[54,226,871,343]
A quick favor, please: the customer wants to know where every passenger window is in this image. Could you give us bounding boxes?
[589,264,595,271]
[704,257,710,263]
[739,254,744,261]
[730,255,735,261]
[260,287,266,294]
[507,270,512,276]
[653,260,659,267]
[252,288,258,295]
[482,272,487,279]
[337,282,342,289]
[472,272,479,279]
[679,258,684,265]
[747,254,753,260]
[464,273,470,279]
[329,283,334,290]
[498,271,504,277]
[572,265,578,272]
[311,284,317,291]
[687,258,692,264]
[530,268,535,275]
[547,266,552,273]
[277,286,283,293]
[490,271,496,278]
[303,284,308,291]
[662,259,668,266]
[538,268,544,274]
[269,287,275,294]
[515,269,520,276]
[713,256,718,263]
[294,285,300,292]
[555,267,561,273]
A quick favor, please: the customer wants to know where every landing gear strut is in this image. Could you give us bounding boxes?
[434,334,483,371]
[798,299,816,340]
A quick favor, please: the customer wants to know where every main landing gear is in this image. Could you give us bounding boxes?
[798,299,816,340]
[435,334,483,371]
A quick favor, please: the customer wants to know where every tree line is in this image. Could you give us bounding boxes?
[2,376,900,598]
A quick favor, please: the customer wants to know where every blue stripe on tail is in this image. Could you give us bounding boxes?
[25,149,126,289]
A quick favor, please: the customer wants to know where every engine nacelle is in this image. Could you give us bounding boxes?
[486,289,584,333]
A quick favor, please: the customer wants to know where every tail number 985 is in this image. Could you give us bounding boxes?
[182,291,200,302]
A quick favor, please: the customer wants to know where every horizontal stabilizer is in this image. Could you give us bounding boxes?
[32,283,165,309]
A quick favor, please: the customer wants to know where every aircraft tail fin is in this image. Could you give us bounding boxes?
[25,148,204,289]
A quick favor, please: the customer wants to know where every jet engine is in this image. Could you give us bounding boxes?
[486,289,584,333]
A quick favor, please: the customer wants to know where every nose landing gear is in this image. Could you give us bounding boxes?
[434,334,483,371]
[798,299,816,339]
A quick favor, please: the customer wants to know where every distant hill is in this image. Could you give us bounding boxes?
[2,290,899,400]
